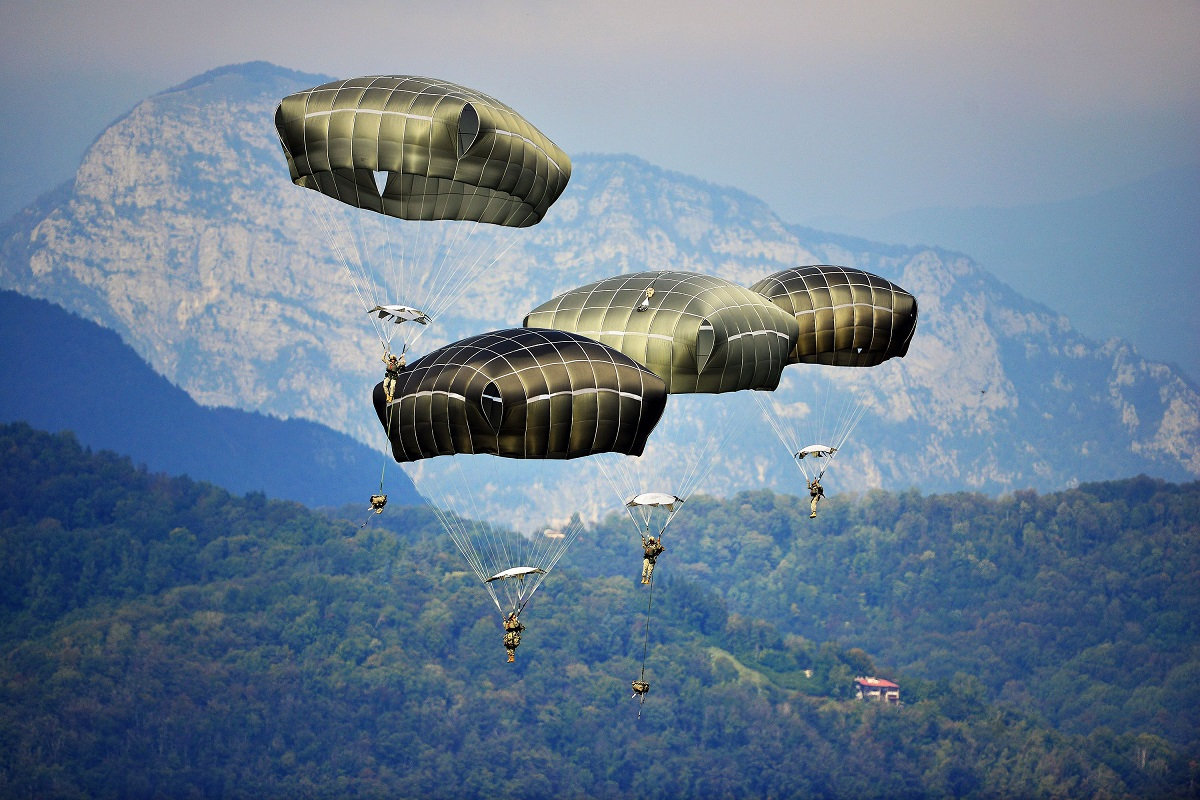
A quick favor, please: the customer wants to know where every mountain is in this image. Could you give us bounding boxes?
[2,422,1195,798]
[0,61,1196,526]
[821,165,1200,385]
[0,289,420,508]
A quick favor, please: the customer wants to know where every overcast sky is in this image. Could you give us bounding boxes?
[2,0,1197,226]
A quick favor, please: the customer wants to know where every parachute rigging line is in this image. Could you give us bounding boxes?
[415,458,584,616]
[594,395,748,518]
[635,563,658,720]
[296,183,525,357]
[752,385,867,484]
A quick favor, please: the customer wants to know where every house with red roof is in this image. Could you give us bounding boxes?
[854,676,900,704]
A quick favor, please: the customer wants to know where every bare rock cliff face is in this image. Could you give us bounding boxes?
[2,62,1196,521]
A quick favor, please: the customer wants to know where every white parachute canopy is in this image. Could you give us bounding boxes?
[624,492,685,537]
[486,566,546,582]
[795,444,836,459]
[369,304,431,326]
[627,492,683,510]
[482,566,549,609]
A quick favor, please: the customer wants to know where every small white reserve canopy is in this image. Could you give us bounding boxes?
[368,304,432,325]
[626,492,684,510]
[795,444,836,459]
[485,566,547,583]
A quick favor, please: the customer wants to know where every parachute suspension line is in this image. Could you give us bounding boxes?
[672,445,712,502]
[423,227,522,327]
[313,198,383,308]
[370,153,517,342]
[412,179,527,330]
[640,570,656,678]
[594,453,638,511]
[401,165,467,324]
[819,396,866,481]
[497,513,585,618]
[478,516,583,618]
[377,398,401,494]
[441,465,516,575]
[375,202,407,353]
[431,500,512,616]
[632,558,658,720]
[364,179,526,357]
[537,514,586,579]
[752,386,868,483]
[754,390,825,483]
[753,391,801,459]
[595,457,655,537]
[419,458,584,617]
[430,502,491,584]
[303,197,389,328]
[346,200,419,354]
[301,184,519,360]
[675,414,746,502]
[379,170,406,330]
[429,147,534,321]
[428,469,498,580]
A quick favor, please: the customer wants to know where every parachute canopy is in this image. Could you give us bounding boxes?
[275,76,572,226]
[627,492,684,511]
[750,265,918,367]
[369,304,431,326]
[795,444,836,459]
[524,270,799,393]
[485,565,546,583]
[619,489,685,539]
[373,327,668,462]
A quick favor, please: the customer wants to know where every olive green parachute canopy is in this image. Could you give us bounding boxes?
[275,76,572,226]
[750,265,918,367]
[523,271,800,393]
[373,328,668,462]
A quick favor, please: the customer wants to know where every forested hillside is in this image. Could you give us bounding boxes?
[573,478,1200,755]
[1,423,1196,798]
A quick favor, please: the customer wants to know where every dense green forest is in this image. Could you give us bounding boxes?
[1,423,1196,798]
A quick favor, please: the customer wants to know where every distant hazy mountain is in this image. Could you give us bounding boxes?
[821,166,1200,385]
[0,62,1195,523]
[0,290,420,508]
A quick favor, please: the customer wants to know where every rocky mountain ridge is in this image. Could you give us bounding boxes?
[1,62,1195,524]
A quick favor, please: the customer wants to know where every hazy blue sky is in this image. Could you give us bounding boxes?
[2,0,1197,225]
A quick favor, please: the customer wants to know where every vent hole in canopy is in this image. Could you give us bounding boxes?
[457,103,481,157]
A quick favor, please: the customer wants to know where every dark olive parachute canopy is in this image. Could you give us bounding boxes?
[750,265,918,367]
[523,270,800,393]
[275,76,572,226]
[373,328,668,462]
